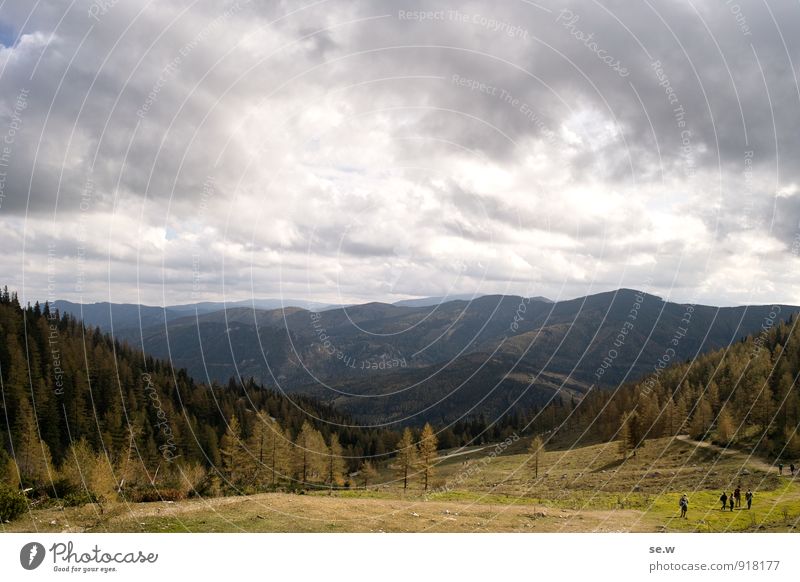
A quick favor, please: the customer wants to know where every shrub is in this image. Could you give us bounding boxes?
[120,487,151,503]
[50,477,79,499]
[0,482,28,522]
[166,461,207,498]
[88,452,118,507]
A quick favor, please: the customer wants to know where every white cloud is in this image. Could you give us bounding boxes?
[1,0,800,307]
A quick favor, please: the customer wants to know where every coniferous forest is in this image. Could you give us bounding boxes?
[1,286,799,513]
[0,288,523,506]
[546,313,800,459]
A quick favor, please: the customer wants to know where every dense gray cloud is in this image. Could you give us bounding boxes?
[1,0,799,307]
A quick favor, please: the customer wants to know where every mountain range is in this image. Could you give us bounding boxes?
[51,297,340,338]
[52,290,798,424]
[52,294,496,335]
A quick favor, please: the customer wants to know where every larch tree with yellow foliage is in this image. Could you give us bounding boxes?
[417,423,438,491]
[395,428,417,491]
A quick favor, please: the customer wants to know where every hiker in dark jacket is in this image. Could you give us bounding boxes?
[734,486,741,508]
[720,491,728,510]
[679,494,688,518]
[745,489,753,510]
[729,495,735,511]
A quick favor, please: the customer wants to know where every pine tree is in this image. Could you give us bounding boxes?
[257,414,289,488]
[293,421,326,487]
[12,398,53,487]
[627,410,642,455]
[663,397,676,436]
[395,428,417,491]
[774,371,794,429]
[715,407,736,445]
[220,414,252,487]
[708,381,720,411]
[203,425,221,468]
[751,383,775,429]
[417,423,438,491]
[325,433,346,495]
[690,397,713,439]
[528,436,544,479]
[247,412,271,488]
[0,295,410,494]
[673,396,688,435]
[637,394,661,440]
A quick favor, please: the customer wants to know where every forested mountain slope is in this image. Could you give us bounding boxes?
[535,313,800,460]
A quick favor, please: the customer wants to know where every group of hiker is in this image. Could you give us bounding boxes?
[677,486,753,518]
[677,461,795,519]
[719,486,752,511]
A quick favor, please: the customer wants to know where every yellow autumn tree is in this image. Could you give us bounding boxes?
[220,414,253,487]
[395,428,417,492]
[417,423,438,491]
[359,460,378,490]
[292,421,326,487]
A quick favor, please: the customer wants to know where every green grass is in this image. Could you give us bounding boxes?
[5,436,799,532]
[653,482,800,532]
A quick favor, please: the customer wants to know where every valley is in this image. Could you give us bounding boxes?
[54,290,800,425]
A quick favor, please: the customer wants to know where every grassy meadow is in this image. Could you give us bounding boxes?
[4,437,799,533]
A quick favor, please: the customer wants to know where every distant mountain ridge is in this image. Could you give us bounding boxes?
[392,293,516,307]
[50,289,799,425]
[54,295,512,332]
[51,298,341,338]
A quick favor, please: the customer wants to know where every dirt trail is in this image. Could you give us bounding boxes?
[676,435,776,473]
[438,445,488,461]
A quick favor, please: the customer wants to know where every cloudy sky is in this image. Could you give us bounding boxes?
[1,0,799,308]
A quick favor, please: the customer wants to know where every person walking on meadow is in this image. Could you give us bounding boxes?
[778,462,783,475]
[745,489,753,510]
[679,494,688,518]
[720,491,728,510]
[791,464,796,476]
[729,495,735,511]
[734,486,741,508]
